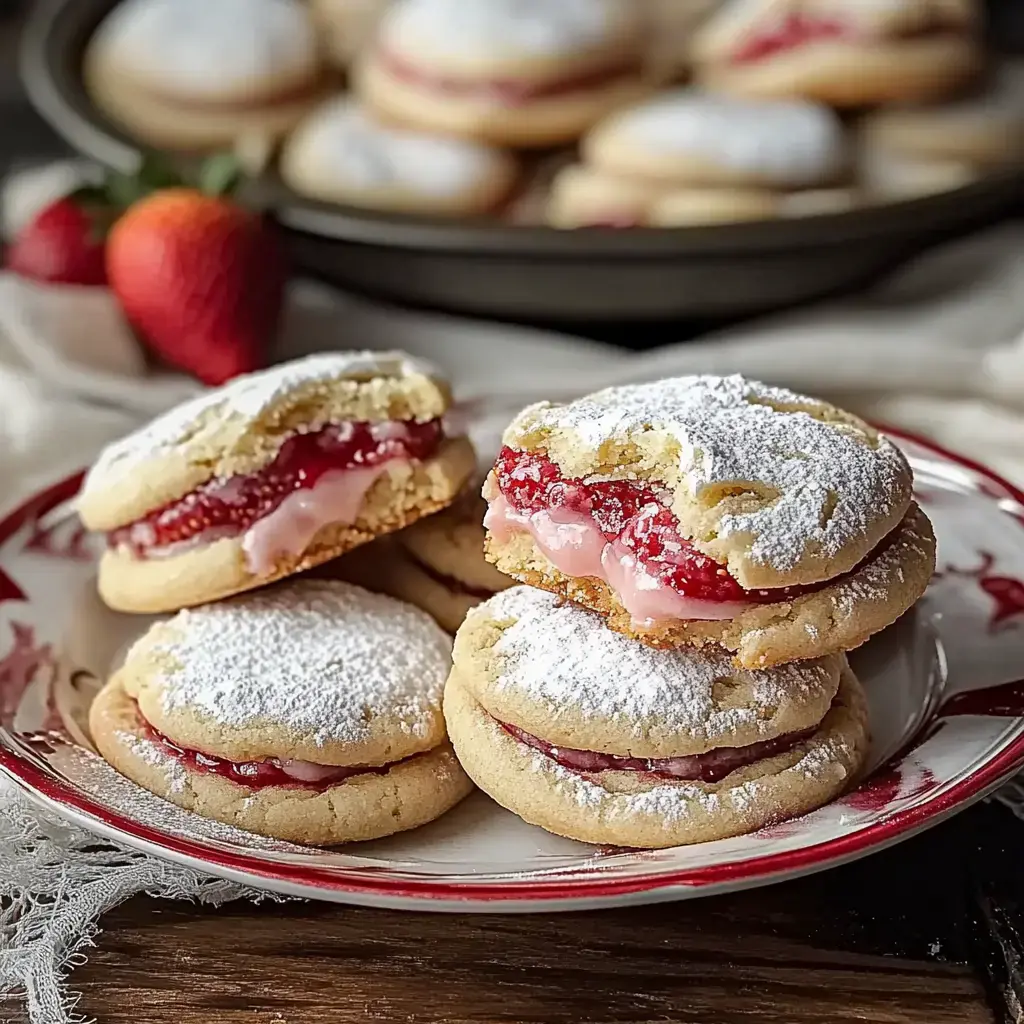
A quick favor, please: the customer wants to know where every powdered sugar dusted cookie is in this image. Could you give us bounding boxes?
[280,98,519,216]
[693,0,983,107]
[78,353,476,614]
[311,0,392,68]
[583,89,849,189]
[860,62,1024,172]
[482,374,934,666]
[84,0,326,150]
[445,586,868,848]
[354,0,652,147]
[90,580,472,844]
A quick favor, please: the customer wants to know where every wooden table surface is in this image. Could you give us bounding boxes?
[27,802,1021,1024]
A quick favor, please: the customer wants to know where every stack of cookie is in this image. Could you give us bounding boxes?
[444,374,937,848]
[81,352,478,844]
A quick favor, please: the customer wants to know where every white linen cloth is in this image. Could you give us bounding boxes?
[1,160,1023,1024]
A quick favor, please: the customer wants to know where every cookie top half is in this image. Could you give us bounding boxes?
[281,98,519,214]
[116,580,453,765]
[497,374,913,588]
[88,0,321,103]
[376,0,644,77]
[694,0,977,63]
[79,352,451,530]
[453,586,844,757]
[583,88,848,189]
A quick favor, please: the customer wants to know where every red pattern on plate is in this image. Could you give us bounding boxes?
[0,622,53,723]
[841,765,936,812]
[933,551,1024,632]
[24,517,92,561]
[0,438,1023,905]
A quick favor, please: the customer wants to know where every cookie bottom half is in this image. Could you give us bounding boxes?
[484,503,935,668]
[698,35,982,108]
[90,679,473,845]
[444,666,869,849]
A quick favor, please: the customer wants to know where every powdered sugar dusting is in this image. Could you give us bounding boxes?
[94,0,318,98]
[292,98,508,196]
[511,374,911,571]
[137,580,452,746]
[382,0,628,63]
[484,587,837,742]
[610,89,846,188]
[82,352,440,496]
[117,729,187,794]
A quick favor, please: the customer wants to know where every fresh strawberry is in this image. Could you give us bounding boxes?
[5,194,110,286]
[106,176,286,386]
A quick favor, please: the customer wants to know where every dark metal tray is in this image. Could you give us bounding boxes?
[21,0,1024,324]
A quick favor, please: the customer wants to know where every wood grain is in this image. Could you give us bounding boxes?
[40,812,1000,1024]
[63,893,987,1024]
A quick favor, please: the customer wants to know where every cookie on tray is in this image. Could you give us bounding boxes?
[78,352,476,614]
[482,374,935,668]
[354,0,652,147]
[859,62,1024,183]
[445,587,869,848]
[583,89,849,189]
[311,0,392,68]
[692,0,984,108]
[83,0,327,151]
[280,98,519,216]
[546,89,853,227]
[90,580,473,845]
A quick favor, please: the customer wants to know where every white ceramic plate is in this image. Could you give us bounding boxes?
[1,430,1023,912]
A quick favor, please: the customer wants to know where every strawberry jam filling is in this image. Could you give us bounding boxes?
[138,709,410,791]
[501,720,818,784]
[487,446,884,623]
[731,14,852,63]
[379,49,641,106]
[108,419,444,570]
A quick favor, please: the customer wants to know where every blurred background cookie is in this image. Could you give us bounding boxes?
[859,61,1024,173]
[281,97,519,215]
[692,0,984,108]
[83,0,326,151]
[549,88,849,226]
[310,0,392,70]
[354,0,652,147]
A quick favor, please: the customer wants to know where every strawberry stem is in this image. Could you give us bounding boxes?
[198,153,244,198]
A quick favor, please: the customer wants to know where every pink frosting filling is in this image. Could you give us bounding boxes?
[484,493,753,623]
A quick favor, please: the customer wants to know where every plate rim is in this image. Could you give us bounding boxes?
[1,428,1023,908]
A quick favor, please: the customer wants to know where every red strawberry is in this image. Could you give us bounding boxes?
[105,187,286,385]
[5,195,109,286]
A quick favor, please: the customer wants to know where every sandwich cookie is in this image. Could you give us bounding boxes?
[445,587,869,848]
[78,352,476,614]
[546,163,857,228]
[280,98,519,216]
[483,374,935,667]
[355,0,652,147]
[582,89,849,189]
[310,0,392,69]
[858,63,1024,199]
[83,0,326,151]
[692,0,983,108]
[90,580,472,844]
